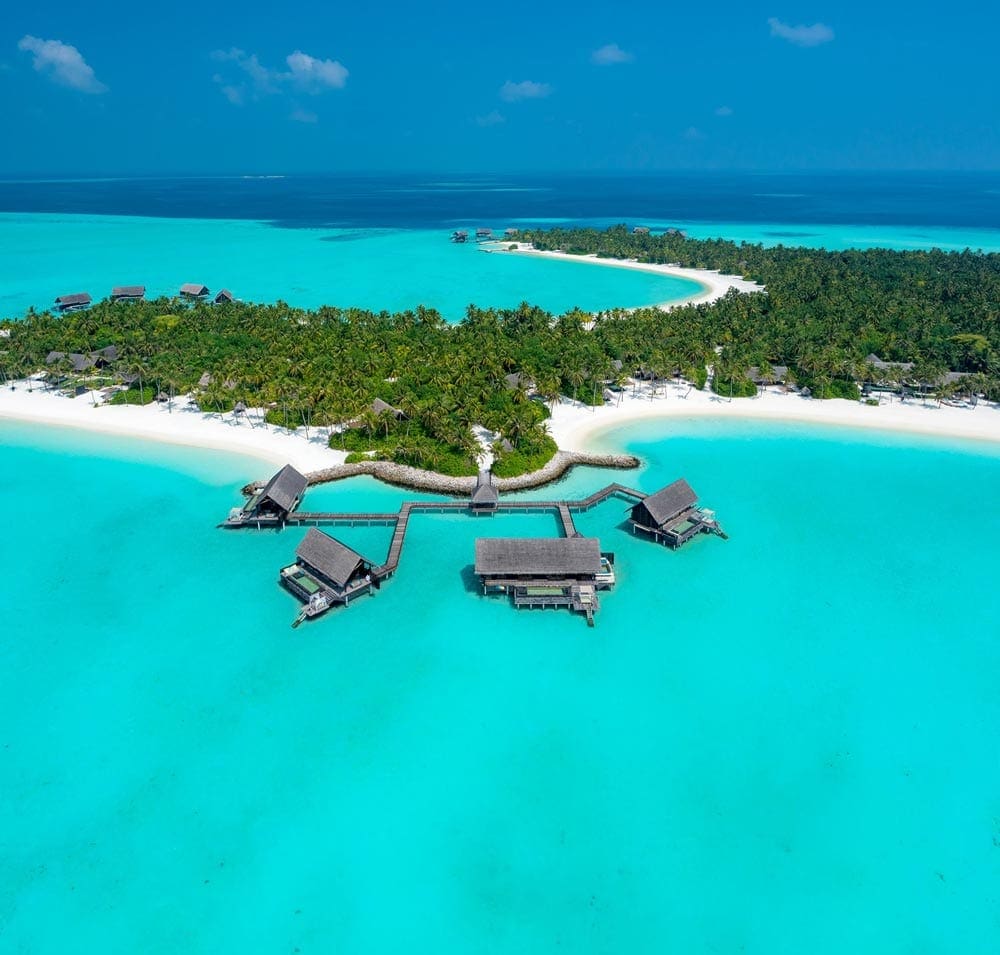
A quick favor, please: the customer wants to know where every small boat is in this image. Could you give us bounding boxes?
[596,555,616,588]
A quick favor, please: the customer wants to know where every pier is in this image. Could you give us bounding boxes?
[221,467,725,624]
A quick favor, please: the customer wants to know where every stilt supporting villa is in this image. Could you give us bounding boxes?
[628,478,727,548]
[474,537,606,624]
[229,464,309,526]
[281,528,375,624]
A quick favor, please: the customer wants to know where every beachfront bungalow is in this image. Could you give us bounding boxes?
[632,226,650,235]
[179,283,210,299]
[214,289,235,304]
[470,470,499,511]
[504,228,519,237]
[474,536,604,621]
[629,478,725,548]
[747,364,789,385]
[503,371,536,393]
[111,285,145,302]
[45,351,95,375]
[54,293,92,313]
[371,397,406,420]
[238,463,308,524]
[280,528,375,617]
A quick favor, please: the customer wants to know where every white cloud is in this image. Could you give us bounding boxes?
[591,43,633,66]
[499,80,551,103]
[17,35,107,94]
[767,17,834,47]
[714,105,733,117]
[211,47,348,118]
[476,110,505,127]
[285,51,348,91]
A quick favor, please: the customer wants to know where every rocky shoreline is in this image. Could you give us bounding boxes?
[243,449,640,497]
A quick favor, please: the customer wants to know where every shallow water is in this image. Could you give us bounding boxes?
[2,418,998,953]
[0,214,699,320]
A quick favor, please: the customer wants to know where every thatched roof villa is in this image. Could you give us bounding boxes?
[54,292,92,312]
[629,479,725,548]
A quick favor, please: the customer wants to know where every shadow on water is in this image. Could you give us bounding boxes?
[459,564,481,595]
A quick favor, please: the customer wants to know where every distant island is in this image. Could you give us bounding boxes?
[1,225,997,481]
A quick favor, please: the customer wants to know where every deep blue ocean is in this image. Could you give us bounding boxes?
[1,170,998,230]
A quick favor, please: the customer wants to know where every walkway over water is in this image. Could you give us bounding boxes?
[223,482,648,580]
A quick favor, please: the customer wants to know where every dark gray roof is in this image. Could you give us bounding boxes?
[259,464,308,514]
[471,470,499,506]
[55,292,91,308]
[214,289,234,303]
[747,364,789,382]
[45,351,95,372]
[474,537,602,577]
[94,345,118,361]
[865,353,915,372]
[111,285,145,298]
[639,479,698,526]
[371,397,403,417]
[296,528,369,588]
[198,371,213,387]
[504,372,534,391]
[180,283,209,296]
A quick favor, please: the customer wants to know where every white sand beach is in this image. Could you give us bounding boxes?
[0,384,347,472]
[546,380,1000,450]
[2,378,997,482]
[500,244,764,307]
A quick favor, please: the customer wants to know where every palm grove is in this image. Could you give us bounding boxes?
[3,226,998,476]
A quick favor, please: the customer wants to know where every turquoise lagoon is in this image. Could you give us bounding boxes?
[0,214,701,321]
[2,418,999,953]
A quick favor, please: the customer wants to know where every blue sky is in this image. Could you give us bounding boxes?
[2,0,997,174]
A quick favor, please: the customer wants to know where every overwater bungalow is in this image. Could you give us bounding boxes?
[179,283,210,299]
[214,289,235,304]
[451,230,468,243]
[54,292,92,313]
[475,227,493,240]
[233,463,308,525]
[474,536,605,621]
[628,478,725,548]
[504,228,519,238]
[111,285,145,302]
[280,528,375,619]
[470,470,499,511]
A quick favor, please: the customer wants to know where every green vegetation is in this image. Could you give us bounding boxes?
[108,385,157,406]
[2,224,998,477]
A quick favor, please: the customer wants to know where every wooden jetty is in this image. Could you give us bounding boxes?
[220,464,725,625]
